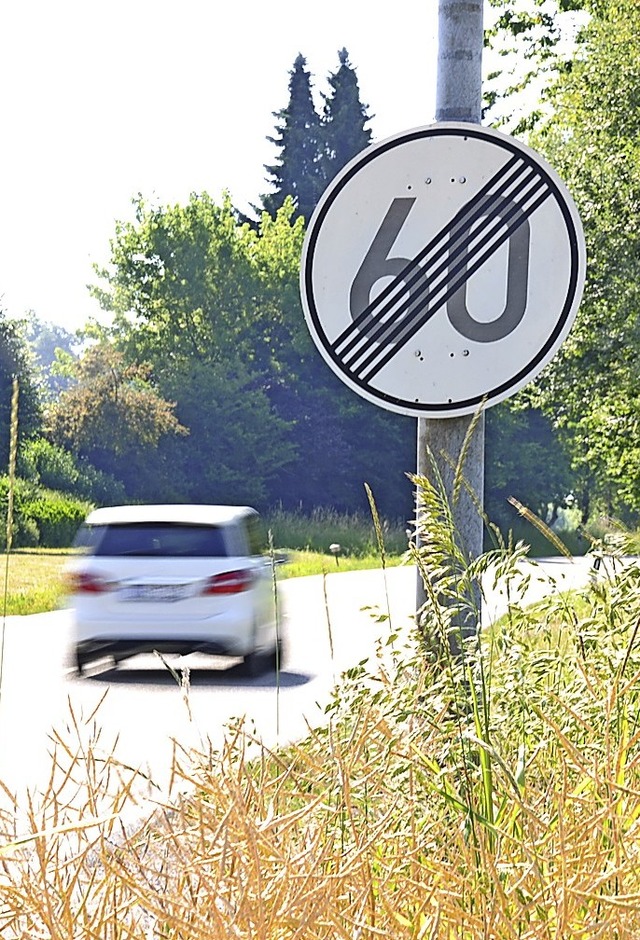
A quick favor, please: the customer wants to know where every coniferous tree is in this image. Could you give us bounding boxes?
[322,48,373,185]
[262,54,325,224]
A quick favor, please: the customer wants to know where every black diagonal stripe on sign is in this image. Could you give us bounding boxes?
[357,185,550,383]
[332,154,527,356]
[336,162,541,367]
[357,185,553,384]
[333,154,525,353]
[342,171,546,370]
[343,175,548,370]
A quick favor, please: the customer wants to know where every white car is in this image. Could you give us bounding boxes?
[65,504,283,676]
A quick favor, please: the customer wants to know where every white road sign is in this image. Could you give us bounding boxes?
[300,123,586,418]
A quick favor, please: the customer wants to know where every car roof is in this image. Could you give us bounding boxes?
[83,504,258,527]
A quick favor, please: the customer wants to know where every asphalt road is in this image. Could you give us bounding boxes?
[0,556,597,817]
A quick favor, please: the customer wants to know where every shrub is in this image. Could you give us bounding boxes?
[19,439,126,506]
[0,476,42,549]
[19,439,79,491]
[74,457,126,505]
[0,476,93,549]
[23,491,93,548]
[0,512,39,551]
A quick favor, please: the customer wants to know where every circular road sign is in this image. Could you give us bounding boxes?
[300,122,586,418]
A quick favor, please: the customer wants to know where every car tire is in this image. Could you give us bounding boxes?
[272,636,285,672]
[242,649,268,678]
[75,648,88,676]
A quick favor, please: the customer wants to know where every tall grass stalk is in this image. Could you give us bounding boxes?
[365,482,394,638]
[410,435,532,878]
[268,528,282,741]
[322,572,336,686]
[1,377,19,709]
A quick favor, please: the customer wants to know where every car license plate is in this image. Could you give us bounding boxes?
[120,584,187,603]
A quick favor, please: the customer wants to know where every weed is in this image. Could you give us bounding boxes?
[3,457,640,934]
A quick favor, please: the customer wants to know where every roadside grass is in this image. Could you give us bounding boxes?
[0,548,75,615]
[0,546,407,616]
[2,515,640,935]
[265,504,410,557]
[0,505,410,615]
[278,548,404,579]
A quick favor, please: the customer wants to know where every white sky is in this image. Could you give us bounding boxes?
[0,0,440,332]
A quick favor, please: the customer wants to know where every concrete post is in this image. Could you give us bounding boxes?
[436,0,484,123]
[415,0,485,627]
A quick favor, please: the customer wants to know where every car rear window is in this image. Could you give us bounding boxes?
[76,523,229,558]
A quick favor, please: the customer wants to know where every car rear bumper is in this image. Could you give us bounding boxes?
[76,636,242,663]
[72,606,255,661]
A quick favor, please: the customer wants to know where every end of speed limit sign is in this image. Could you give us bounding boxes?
[300,122,586,418]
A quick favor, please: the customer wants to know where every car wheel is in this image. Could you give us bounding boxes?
[242,649,268,678]
[272,636,286,672]
[75,648,88,676]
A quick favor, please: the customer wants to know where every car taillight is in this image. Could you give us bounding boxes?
[67,571,112,594]
[201,570,254,595]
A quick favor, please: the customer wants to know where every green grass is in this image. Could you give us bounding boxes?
[278,549,404,579]
[0,544,406,616]
[264,504,410,557]
[0,548,76,615]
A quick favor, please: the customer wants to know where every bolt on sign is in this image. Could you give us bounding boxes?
[300,123,586,419]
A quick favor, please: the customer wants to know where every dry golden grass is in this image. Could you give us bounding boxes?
[1,618,640,939]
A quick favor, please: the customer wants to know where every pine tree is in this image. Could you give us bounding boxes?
[262,54,325,224]
[322,48,373,185]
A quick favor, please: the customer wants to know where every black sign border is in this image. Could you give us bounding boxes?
[302,124,583,415]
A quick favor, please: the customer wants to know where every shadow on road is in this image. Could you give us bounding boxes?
[71,659,312,689]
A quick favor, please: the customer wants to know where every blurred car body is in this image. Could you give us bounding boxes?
[65,504,283,675]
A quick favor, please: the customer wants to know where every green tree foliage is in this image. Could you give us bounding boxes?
[96,194,312,390]
[485,400,572,530]
[46,342,188,496]
[262,49,373,224]
[529,0,640,521]
[482,0,640,525]
[93,194,416,518]
[0,311,41,467]
[96,194,308,391]
[155,359,296,506]
[321,48,373,186]
[484,0,591,130]
[93,198,302,505]
[94,195,260,363]
[262,54,326,224]
[19,312,78,398]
